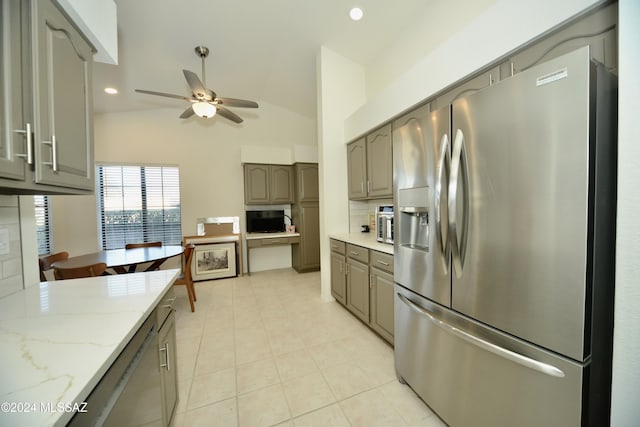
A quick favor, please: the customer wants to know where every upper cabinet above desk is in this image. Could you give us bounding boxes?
[244,164,294,204]
[347,123,392,200]
[0,0,96,194]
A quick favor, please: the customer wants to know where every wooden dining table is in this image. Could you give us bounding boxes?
[51,245,184,274]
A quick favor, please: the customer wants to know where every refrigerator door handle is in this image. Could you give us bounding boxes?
[435,133,451,266]
[448,128,470,277]
[397,293,566,378]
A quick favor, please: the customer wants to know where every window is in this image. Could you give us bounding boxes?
[35,195,52,256]
[97,165,182,250]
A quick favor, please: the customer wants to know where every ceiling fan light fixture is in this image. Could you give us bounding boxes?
[192,101,217,118]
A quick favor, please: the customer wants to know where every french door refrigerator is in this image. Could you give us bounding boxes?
[393,46,617,427]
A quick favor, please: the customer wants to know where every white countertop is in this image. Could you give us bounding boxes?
[329,232,394,255]
[0,269,179,427]
[246,232,300,240]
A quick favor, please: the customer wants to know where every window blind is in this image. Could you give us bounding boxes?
[97,165,182,250]
[34,195,51,256]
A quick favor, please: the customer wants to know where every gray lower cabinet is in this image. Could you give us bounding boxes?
[330,239,395,345]
[330,239,346,304]
[330,252,347,305]
[292,202,320,272]
[346,256,369,323]
[158,310,178,426]
[0,0,95,194]
[369,251,394,344]
[69,288,178,427]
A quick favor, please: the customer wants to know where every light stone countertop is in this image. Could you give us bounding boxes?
[0,269,179,427]
[329,232,394,255]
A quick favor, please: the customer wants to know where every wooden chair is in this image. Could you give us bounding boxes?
[39,251,69,281]
[173,244,196,312]
[125,241,162,272]
[54,262,108,280]
[124,241,162,249]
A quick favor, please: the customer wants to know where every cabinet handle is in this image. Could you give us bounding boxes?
[376,260,390,266]
[14,123,33,165]
[361,181,364,194]
[42,135,59,172]
[161,296,176,309]
[349,251,359,256]
[367,180,371,193]
[159,342,170,371]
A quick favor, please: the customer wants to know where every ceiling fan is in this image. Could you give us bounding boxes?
[135,46,258,123]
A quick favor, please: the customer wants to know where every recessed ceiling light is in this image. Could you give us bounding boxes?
[104,87,118,95]
[349,7,363,21]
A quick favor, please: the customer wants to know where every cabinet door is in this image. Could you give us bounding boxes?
[295,163,318,202]
[366,124,392,198]
[158,311,178,426]
[0,0,29,181]
[270,165,293,203]
[370,268,395,344]
[346,259,369,323]
[298,203,319,270]
[32,0,94,190]
[244,164,270,204]
[347,138,367,199]
[330,252,346,305]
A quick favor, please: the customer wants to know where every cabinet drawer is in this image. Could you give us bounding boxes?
[156,287,176,329]
[330,239,346,255]
[370,250,393,274]
[251,236,300,247]
[346,243,369,264]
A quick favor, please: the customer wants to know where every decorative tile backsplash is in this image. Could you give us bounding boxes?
[0,196,23,298]
[348,199,392,233]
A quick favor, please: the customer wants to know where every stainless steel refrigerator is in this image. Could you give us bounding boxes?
[393,46,617,427]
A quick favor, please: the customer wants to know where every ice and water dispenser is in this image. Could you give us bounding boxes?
[397,187,430,252]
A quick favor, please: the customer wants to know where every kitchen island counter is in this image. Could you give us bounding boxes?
[0,269,179,427]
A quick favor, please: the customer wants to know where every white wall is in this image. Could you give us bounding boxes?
[316,47,367,300]
[610,1,640,424]
[345,0,606,140]
[364,0,498,98]
[50,101,316,273]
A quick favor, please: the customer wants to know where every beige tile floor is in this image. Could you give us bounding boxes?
[170,268,446,427]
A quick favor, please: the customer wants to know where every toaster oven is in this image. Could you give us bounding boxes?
[376,205,394,244]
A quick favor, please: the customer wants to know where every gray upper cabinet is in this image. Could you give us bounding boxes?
[244,163,293,204]
[270,165,294,204]
[0,0,27,182]
[294,162,319,202]
[32,0,94,191]
[0,0,95,194]
[366,124,392,198]
[347,138,367,199]
[347,124,392,200]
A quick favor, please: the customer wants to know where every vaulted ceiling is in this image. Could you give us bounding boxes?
[92,0,430,120]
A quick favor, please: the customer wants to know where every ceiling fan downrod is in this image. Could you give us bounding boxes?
[195,46,209,88]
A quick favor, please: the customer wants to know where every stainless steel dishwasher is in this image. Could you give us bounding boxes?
[69,288,178,426]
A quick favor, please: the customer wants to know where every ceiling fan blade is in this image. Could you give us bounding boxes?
[216,97,259,108]
[216,105,243,123]
[179,106,195,119]
[135,89,190,101]
[183,69,209,99]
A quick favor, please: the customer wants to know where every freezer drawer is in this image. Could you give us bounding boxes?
[394,285,586,427]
